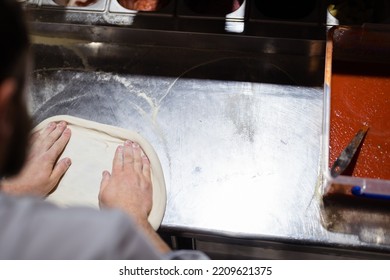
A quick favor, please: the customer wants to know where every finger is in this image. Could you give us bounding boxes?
[43,121,68,151]
[47,127,71,160]
[98,171,111,208]
[141,154,151,179]
[29,130,41,145]
[132,142,143,172]
[39,122,57,139]
[112,145,124,174]
[123,140,135,168]
[50,157,72,182]
[28,122,56,154]
[99,170,111,193]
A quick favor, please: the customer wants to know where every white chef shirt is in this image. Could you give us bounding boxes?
[0,193,208,260]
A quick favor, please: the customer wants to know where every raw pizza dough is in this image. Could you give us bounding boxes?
[32,115,166,230]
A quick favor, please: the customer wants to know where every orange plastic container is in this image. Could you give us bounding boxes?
[322,25,390,202]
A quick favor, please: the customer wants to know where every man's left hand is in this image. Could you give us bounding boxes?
[1,121,72,196]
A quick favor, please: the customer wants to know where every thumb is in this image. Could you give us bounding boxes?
[98,170,111,206]
[100,170,111,191]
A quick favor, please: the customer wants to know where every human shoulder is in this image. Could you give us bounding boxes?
[0,193,161,259]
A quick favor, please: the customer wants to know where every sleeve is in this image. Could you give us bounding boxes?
[0,194,162,259]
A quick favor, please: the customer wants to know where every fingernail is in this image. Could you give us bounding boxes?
[142,154,149,162]
[63,128,71,135]
[65,158,72,166]
[48,122,56,128]
[132,142,139,148]
[125,140,132,146]
[57,121,66,127]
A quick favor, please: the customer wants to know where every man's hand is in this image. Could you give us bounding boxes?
[99,140,152,224]
[1,121,72,196]
[99,140,170,253]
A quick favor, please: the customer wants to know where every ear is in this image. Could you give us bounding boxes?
[0,79,16,111]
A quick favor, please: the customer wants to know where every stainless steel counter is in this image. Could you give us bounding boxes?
[25,2,390,259]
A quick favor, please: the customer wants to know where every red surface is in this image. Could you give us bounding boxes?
[118,0,165,11]
[329,60,390,180]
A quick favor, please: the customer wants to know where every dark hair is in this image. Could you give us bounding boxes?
[0,0,31,177]
[0,0,30,84]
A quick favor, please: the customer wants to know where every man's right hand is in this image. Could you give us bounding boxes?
[98,140,153,225]
[99,140,170,253]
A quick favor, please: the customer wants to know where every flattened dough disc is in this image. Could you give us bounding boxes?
[32,115,166,230]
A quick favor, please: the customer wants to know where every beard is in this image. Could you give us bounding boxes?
[1,85,31,177]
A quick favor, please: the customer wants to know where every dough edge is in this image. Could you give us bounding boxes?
[33,115,167,230]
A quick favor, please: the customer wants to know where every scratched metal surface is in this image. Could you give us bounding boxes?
[27,35,390,256]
